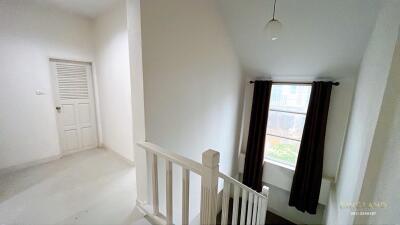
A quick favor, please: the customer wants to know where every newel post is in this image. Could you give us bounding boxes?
[200,150,220,225]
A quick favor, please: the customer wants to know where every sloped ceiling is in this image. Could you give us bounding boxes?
[32,0,119,18]
[217,0,381,79]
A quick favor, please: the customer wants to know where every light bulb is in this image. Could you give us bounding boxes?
[265,19,282,41]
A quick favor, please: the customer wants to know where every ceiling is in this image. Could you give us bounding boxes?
[34,0,119,18]
[217,0,382,79]
[31,0,381,79]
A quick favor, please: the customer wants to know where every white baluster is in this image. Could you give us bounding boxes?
[166,160,173,225]
[152,154,159,215]
[251,196,258,225]
[246,192,253,225]
[260,186,269,225]
[231,185,240,224]
[200,150,220,225]
[257,195,262,225]
[182,168,190,225]
[239,189,248,225]
[221,180,230,225]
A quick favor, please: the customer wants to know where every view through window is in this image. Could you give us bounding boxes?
[264,84,312,168]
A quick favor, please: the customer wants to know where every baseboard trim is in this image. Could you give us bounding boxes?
[0,147,134,176]
[0,154,61,176]
[136,200,167,225]
[61,147,96,157]
[103,145,135,166]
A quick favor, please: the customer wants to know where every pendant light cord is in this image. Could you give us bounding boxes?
[272,0,277,20]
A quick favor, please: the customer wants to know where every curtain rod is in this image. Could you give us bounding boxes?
[249,81,340,86]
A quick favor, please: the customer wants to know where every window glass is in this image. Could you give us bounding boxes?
[266,111,306,141]
[264,84,311,168]
[265,135,301,167]
[269,85,311,113]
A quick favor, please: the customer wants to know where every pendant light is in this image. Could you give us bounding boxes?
[265,0,282,41]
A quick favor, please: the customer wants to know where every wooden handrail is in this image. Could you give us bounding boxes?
[137,142,203,174]
[136,142,270,225]
[218,172,268,200]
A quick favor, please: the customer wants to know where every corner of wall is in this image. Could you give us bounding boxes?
[329,2,400,224]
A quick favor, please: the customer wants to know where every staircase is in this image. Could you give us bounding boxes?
[134,142,269,225]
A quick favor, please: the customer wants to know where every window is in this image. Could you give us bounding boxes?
[264,84,312,168]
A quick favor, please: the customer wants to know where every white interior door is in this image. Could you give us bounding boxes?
[50,59,98,154]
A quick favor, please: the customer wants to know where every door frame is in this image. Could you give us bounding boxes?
[49,58,100,156]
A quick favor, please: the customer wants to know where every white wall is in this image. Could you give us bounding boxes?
[141,0,243,223]
[127,0,147,203]
[326,2,400,224]
[0,0,95,170]
[355,33,400,225]
[94,0,135,162]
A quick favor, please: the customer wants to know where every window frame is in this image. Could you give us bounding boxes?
[264,83,312,169]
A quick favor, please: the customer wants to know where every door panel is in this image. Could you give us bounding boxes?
[78,103,91,124]
[51,60,98,154]
[62,104,76,126]
[64,129,79,151]
[81,126,95,148]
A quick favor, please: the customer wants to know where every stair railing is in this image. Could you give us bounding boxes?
[218,173,269,225]
[136,142,269,225]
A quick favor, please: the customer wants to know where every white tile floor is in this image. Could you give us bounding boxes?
[0,149,145,225]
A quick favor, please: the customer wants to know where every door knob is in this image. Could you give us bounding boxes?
[56,106,61,111]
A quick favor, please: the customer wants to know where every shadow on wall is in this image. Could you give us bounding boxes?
[355,31,400,225]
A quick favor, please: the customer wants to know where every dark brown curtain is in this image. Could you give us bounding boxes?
[243,80,272,192]
[289,81,333,214]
